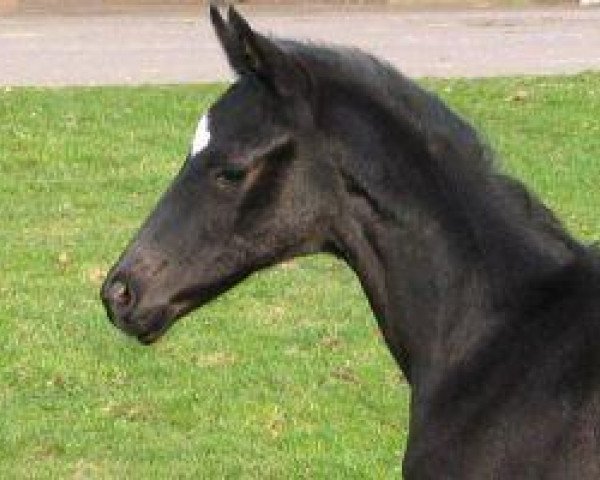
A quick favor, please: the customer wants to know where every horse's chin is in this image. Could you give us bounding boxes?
[132,300,203,345]
[112,306,179,346]
[136,328,168,345]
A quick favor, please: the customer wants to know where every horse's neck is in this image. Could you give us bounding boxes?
[332,154,577,388]
[332,194,490,384]
[323,94,579,383]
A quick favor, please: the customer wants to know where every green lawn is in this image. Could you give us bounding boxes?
[1,73,599,479]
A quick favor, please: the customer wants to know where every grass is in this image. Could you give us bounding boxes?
[1,72,599,479]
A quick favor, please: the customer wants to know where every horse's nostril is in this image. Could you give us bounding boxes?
[103,277,137,320]
[111,280,132,307]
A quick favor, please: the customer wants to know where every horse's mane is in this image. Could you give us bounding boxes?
[281,40,495,175]
[278,40,592,293]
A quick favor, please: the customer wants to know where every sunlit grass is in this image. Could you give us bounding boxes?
[1,72,599,478]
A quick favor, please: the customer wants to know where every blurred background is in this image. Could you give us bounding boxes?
[0,0,587,16]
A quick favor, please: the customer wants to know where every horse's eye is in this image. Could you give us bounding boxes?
[215,167,246,186]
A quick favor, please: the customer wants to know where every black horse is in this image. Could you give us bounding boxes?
[101,7,600,478]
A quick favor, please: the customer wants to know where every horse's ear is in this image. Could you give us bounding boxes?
[209,4,249,74]
[212,5,311,99]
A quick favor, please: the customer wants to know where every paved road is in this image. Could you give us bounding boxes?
[1,7,599,86]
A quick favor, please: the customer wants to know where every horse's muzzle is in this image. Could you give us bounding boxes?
[100,266,178,345]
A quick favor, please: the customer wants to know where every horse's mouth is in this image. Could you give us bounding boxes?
[134,311,181,345]
[103,280,230,345]
[107,306,178,346]
[130,302,198,345]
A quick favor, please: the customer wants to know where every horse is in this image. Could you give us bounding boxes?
[101,6,600,478]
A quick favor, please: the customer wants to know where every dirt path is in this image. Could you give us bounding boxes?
[1,7,599,85]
